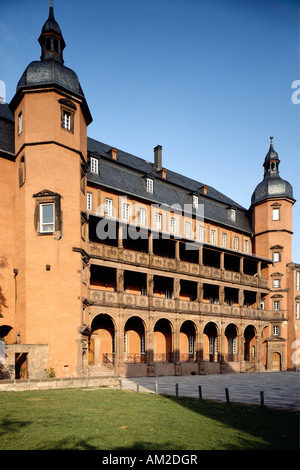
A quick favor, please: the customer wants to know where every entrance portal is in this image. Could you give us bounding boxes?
[271,352,281,371]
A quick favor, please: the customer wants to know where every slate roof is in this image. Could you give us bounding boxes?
[0,103,14,155]
[87,137,253,235]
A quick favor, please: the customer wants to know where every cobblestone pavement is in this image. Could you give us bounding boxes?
[118,372,300,410]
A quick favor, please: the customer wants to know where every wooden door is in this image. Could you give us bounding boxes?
[271,352,281,371]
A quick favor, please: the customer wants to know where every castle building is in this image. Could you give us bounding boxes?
[0,4,299,379]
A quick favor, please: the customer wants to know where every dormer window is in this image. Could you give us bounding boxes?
[90,157,99,174]
[147,178,153,193]
[229,208,236,221]
[193,195,199,209]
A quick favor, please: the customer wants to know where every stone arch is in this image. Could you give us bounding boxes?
[154,318,173,362]
[124,316,146,363]
[89,314,115,366]
[203,321,219,362]
[244,324,257,362]
[225,323,238,361]
[179,320,197,362]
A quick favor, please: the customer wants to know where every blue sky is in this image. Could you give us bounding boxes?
[1,0,299,260]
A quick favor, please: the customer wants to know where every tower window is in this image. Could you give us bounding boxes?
[272,208,280,220]
[273,300,280,310]
[273,252,280,262]
[18,112,22,135]
[273,325,279,336]
[87,193,92,211]
[273,279,280,288]
[40,203,55,233]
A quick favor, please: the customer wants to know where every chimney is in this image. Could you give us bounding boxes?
[162,168,167,179]
[110,148,118,160]
[154,145,162,171]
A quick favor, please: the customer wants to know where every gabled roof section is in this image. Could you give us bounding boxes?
[87,137,252,234]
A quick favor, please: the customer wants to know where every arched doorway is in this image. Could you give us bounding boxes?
[244,325,256,362]
[89,314,115,366]
[271,352,281,371]
[154,319,173,362]
[203,322,218,362]
[225,324,238,362]
[180,321,196,362]
[124,316,146,363]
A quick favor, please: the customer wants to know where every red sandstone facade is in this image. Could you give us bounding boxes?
[0,5,299,379]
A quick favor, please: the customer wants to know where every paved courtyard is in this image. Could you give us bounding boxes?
[119,372,300,410]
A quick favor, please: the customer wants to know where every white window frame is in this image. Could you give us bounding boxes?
[274,300,280,310]
[18,112,22,135]
[192,195,198,209]
[62,111,71,130]
[156,213,162,230]
[211,229,216,244]
[170,217,176,234]
[273,325,279,336]
[272,208,280,220]
[222,233,227,248]
[230,209,236,221]
[185,221,191,238]
[234,236,239,250]
[296,271,300,291]
[105,198,113,217]
[139,208,146,226]
[146,178,153,193]
[40,203,55,233]
[87,193,92,211]
[199,225,204,242]
[273,252,280,262]
[123,203,129,221]
[90,157,99,174]
[273,279,280,288]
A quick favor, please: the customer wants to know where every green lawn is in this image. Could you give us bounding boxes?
[0,388,298,450]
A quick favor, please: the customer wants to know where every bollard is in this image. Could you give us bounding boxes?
[119,378,122,390]
[225,387,230,403]
[198,385,202,400]
[260,390,264,407]
[155,381,158,395]
[136,381,139,392]
[176,383,179,397]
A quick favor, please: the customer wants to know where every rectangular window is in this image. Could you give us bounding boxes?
[185,222,191,238]
[139,208,146,226]
[244,239,249,253]
[87,193,92,211]
[171,217,176,234]
[230,209,236,221]
[296,271,300,291]
[228,337,237,355]
[296,303,300,320]
[105,198,112,216]
[40,203,55,233]
[199,226,204,242]
[272,208,280,220]
[211,229,216,244]
[18,112,22,135]
[156,213,162,230]
[146,178,153,193]
[273,325,279,336]
[90,157,98,174]
[222,233,227,247]
[234,236,239,250]
[62,111,71,130]
[193,195,198,209]
[273,252,280,262]
[273,279,280,288]
[274,300,280,310]
[123,203,129,221]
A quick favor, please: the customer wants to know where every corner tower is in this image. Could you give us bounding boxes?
[251,137,295,370]
[8,2,92,378]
